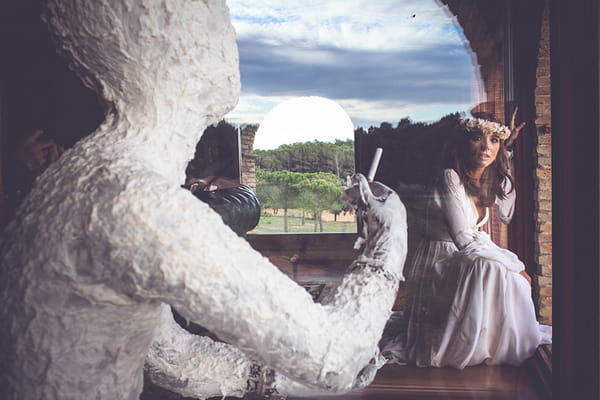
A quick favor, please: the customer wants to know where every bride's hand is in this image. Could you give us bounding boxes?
[519,270,532,285]
[505,106,526,149]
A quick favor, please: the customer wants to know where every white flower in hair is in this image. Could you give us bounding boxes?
[463,118,511,140]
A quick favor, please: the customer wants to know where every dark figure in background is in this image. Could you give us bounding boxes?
[0,1,104,224]
[3,129,63,221]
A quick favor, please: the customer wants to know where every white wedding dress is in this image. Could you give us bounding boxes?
[381,168,551,369]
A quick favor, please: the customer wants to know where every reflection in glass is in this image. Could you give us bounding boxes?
[225,0,483,234]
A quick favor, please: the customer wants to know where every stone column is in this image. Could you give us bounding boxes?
[240,124,258,191]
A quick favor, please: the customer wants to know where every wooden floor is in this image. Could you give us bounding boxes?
[145,360,548,400]
[287,362,547,400]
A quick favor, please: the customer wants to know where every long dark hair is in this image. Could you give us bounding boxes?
[448,116,514,207]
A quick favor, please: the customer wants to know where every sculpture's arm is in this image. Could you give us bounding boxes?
[145,303,380,398]
[112,173,406,393]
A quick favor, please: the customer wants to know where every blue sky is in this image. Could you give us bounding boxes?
[223,0,483,148]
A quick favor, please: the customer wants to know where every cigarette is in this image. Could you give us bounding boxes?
[367,147,383,182]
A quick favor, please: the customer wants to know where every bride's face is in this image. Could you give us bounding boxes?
[466,131,501,169]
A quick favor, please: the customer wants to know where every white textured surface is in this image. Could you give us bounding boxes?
[0,1,407,399]
[145,304,254,398]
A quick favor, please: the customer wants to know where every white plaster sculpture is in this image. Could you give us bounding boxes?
[0,1,408,399]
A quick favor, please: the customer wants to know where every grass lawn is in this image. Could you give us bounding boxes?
[251,214,358,234]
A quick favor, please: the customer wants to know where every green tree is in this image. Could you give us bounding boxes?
[295,172,344,232]
[255,139,355,178]
[256,168,305,232]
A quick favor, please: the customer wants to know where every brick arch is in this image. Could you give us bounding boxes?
[439,0,507,119]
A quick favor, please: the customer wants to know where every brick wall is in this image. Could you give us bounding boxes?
[534,3,552,325]
[240,125,258,191]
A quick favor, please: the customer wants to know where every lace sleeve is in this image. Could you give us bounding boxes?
[438,169,478,250]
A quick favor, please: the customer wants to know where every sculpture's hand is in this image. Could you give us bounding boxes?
[343,173,408,282]
[519,270,532,285]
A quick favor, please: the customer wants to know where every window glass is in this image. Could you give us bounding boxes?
[224,0,491,234]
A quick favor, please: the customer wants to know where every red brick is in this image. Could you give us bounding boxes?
[537,134,552,145]
[536,168,551,179]
[539,286,553,297]
[536,232,553,244]
[539,306,553,319]
[537,275,553,287]
[537,200,552,212]
[538,255,552,267]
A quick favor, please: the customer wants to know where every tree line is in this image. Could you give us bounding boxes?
[256,168,349,232]
[254,139,355,179]
[253,138,358,232]
[253,138,356,232]
[354,113,464,188]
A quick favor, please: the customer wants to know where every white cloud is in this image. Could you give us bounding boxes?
[228,0,464,52]
[222,0,481,146]
[224,92,480,131]
[224,94,283,126]
[337,98,474,126]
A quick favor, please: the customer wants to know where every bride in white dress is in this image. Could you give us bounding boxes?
[381,109,552,369]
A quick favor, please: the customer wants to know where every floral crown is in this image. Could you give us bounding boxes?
[463,118,511,140]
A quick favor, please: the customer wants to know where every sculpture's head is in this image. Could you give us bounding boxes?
[42,0,240,122]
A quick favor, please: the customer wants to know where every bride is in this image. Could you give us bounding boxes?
[381,108,552,369]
